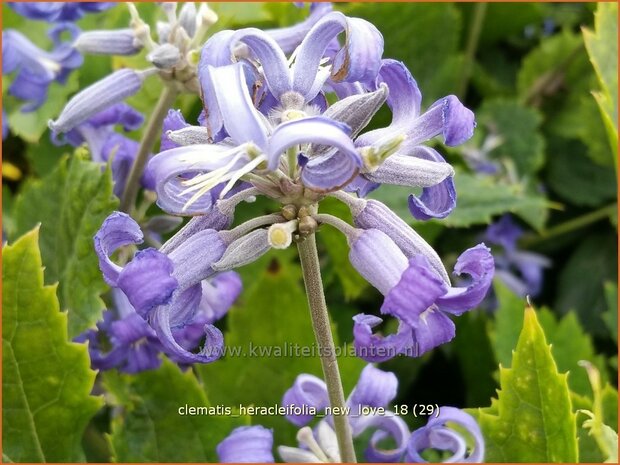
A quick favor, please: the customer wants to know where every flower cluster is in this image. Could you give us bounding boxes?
[2,2,114,126]
[216,365,484,463]
[94,8,493,366]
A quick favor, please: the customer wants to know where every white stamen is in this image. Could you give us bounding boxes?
[296,427,330,462]
[268,220,298,249]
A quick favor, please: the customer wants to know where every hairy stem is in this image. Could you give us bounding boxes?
[297,235,357,463]
[120,85,178,213]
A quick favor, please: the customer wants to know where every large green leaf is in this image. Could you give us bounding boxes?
[492,281,607,398]
[476,305,578,462]
[2,228,102,462]
[198,252,365,447]
[583,3,618,164]
[14,155,118,338]
[105,360,245,462]
[477,99,545,176]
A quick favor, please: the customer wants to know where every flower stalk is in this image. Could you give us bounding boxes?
[120,85,178,213]
[297,234,357,463]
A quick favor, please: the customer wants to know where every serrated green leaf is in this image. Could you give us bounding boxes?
[492,280,607,398]
[104,359,244,462]
[198,253,365,447]
[2,228,102,462]
[583,3,618,163]
[478,99,545,176]
[14,155,119,338]
[477,306,578,462]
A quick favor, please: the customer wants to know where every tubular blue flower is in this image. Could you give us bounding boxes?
[484,215,550,298]
[54,103,146,197]
[2,26,83,111]
[348,59,475,219]
[199,10,383,108]
[406,407,484,463]
[149,62,363,214]
[49,68,149,133]
[9,2,115,22]
[348,229,494,360]
[73,29,142,56]
[75,289,163,374]
[93,208,272,365]
[217,426,275,463]
[280,365,410,462]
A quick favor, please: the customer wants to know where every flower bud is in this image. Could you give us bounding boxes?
[268,220,298,249]
[74,29,141,56]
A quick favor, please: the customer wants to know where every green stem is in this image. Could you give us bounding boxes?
[120,85,178,213]
[457,2,488,100]
[297,234,357,463]
[522,204,616,246]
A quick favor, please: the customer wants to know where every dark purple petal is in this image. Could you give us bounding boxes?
[349,229,409,295]
[151,304,224,364]
[292,12,384,99]
[362,414,410,462]
[352,314,413,363]
[282,374,329,426]
[160,109,191,152]
[436,244,494,315]
[217,426,275,463]
[407,146,456,220]
[87,102,143,131]
[406,407,484,463]
[380,255,448,327]
[410,308,456,356]
[348,364,398,409]
[484,215,523,251]
[94,211,144,286]
[117,248,178,317]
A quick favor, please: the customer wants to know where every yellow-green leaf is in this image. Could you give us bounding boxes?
[2,228,102,462]
[477,305,578,462]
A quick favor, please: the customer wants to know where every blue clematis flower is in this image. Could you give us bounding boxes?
[484,215,550,298]
[52,103,149,197]
[9,2,115,22]
[348,228,494,361]
[75,289,163,374]
[216,365,484,463]
[406,407,484,463]
[2,25,83,111]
